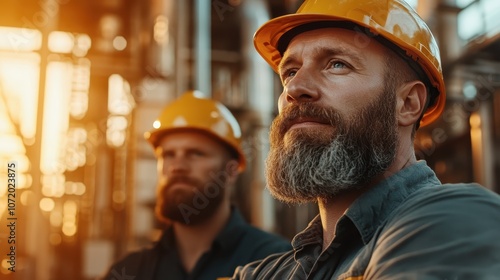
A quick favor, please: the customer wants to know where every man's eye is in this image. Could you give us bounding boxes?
[331,61,347,69]
[190,150,205,157]
[281,69,296,82]
[162,152,175,159]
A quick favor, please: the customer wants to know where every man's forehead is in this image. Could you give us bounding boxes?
[286,27,379,52]
[155,130,226,151]
[280,25,376,50]
[278,28,383,70]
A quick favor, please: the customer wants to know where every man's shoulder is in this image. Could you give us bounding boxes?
[229,209,291,250]
[379,181,500,245]
[240,223,290,244]
[367,183,500,277]
[115,246,156,264]
[101,245,159,280]
[228,222,292,261]
[402,182,500,213]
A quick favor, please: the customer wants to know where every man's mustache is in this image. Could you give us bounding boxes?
[274,103,339,134]
[159,176,201,194]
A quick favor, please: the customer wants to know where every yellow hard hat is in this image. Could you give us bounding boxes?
[144,90,246,171]
[254,0,445,127]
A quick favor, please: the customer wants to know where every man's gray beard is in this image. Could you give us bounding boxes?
[266,89,398,204]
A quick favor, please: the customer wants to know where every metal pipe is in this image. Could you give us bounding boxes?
[194,0,211,96]
[241,0,275,231]
[176,0,189,95]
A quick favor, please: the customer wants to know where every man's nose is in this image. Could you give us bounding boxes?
[164,156,190,175]
[281,68,320,104]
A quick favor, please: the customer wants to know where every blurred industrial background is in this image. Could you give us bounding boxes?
[0,0,499,279]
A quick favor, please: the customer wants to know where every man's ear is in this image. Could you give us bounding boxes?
[396,81,427,127]
[225,159,240,183]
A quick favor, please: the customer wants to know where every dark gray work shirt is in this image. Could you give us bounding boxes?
[102,209,291,280]
[233,161,500,280]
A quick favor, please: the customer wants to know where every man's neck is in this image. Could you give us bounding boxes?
[318,191,362,250]
[318,154,417,250]
[172,203,231,273]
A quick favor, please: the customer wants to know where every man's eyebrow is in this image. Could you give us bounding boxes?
[322,47,363,65]
[278,46,364,73]
[278,55,295,73]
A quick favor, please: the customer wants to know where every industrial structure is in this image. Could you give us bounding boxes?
[0,0,498,279]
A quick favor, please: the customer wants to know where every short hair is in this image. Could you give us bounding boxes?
[383,48,428,136]
[384,50,419,91]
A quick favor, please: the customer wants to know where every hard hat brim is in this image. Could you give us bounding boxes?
[144,127,246,172]
[254,14,339,73]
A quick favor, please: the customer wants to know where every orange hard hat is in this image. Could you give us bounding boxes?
[144,90,246,171]
[254,0,446,127]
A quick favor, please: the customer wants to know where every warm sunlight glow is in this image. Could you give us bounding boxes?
[48,31,75,53]
[20,190,33,206]
[40,197,55,212]
[64,200,77,215]
[470,113,481,128]
[0,135,25,155]
[106,116,128,147]
[65,127,88,171]
[65,181,86,195]
[69,58,91,120]
[112,36,127,51]
[470,112,484,185]
[0,52,41,142]
[50,211,63,227]
[62,200,78,236]
[1,258,14,275]
[40,61,73,174]
[106,74,135,147]
[41,174,66,197]
[0,27,42,51]
[154,15,169,45]
[62,223,77,237]
[108,74,133,115]
[74,34,92,57]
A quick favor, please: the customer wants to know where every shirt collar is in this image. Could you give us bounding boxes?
[159,207,248,252]
[212,207,249,251]
[345,160,441,244]
[291,161,441,248]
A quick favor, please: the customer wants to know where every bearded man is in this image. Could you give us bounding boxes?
[102,91,290,280]
[232,0,500,279]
